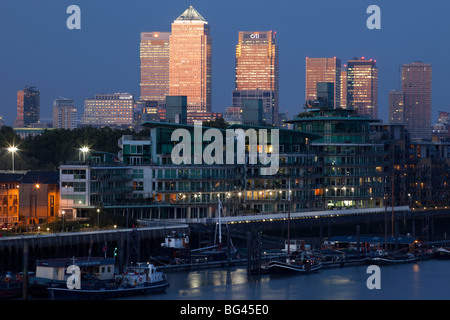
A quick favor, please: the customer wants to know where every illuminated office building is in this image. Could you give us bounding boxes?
[235,31,279,125]
[401,61,432,140]
[340,67,347,108]
[388,90,404,124]
[52,99,77,129]
[140,32,171,104]
[169,6,212,113]
[346,58,378,119]
[15,86,40,128]
[305,57,341,109]
[81,93,134,128]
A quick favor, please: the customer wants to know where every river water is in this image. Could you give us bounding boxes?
[123,259,450,300]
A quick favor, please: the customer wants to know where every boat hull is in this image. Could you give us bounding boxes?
[367,256,418,265]
[267,261,323,274]
[47,279,169,300]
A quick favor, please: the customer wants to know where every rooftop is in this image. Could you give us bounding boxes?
[174,6,207,23]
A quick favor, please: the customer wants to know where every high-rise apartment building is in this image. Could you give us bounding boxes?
[388,90,404,124]
[81,93,134,128]
[53,99,77,129]
[346,58,378,119]
[235,31,279,125]
[340,67,347,108]
[15,86,40,127]
[305,57,341,109]
[140,32,171,104]
[401,61,432,140]
[169,6,212,113]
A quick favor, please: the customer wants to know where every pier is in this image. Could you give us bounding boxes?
[0,221,189,274]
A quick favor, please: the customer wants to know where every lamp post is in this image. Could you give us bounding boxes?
[62,210,65,232]
[97,208,100,229]
[6,146,18,173]
[79,147,89,161]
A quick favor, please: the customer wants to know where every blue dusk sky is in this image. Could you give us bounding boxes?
[0,0,449,127]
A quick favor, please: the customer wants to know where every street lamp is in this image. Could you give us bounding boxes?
[79,146,89,161]
[6,146,18,173]
[62,210,65,232]
[97,208,100,229]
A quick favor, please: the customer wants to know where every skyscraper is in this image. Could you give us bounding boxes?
[53,99,77,129]
[15,86,40,127]
[235,31,279,125]
[388,89,404,124]
[401,61,432,140]
[169,6,212,113]
[140,32,171,104]
[346,58,378,119]
[305,57,341,109]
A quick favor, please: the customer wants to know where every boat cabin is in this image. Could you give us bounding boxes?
[34,257,116,282]
[322,235,424,253]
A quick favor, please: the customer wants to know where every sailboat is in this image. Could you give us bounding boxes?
[190,199,237,262]
[267,178,323,274]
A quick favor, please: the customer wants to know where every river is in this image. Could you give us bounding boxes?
[122,259,450,300]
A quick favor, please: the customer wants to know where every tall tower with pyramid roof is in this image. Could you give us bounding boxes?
[169,6,212,113]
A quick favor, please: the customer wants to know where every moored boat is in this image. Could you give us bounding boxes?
[0,272,26,299]
[47,262,168,300]
[367,252,418,265]
[434,247,450,260]
[266,251,323,274]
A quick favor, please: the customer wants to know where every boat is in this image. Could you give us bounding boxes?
[266,251,323,274]
[367,251,418,265]
[47,262,168,300]
[29,257,116,297]
[434,247,450,260]
[0,272,26,299]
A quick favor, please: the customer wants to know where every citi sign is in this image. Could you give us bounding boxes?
[250,32,260,39]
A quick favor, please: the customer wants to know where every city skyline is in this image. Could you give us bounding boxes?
[1,1,449,129]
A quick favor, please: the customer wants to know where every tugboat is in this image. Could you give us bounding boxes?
[47,262,168,300]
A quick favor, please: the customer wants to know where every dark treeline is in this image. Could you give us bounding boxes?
[0,126,150,171]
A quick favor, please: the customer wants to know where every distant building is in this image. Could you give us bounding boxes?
[15,86,40,128]
[432,111,449,142]
[0,173,21,228]
[305,57,341,109]
[232,90,277,126]
[346,58,378,119]
[223,106,242,125]
[53,99,77,129]
[235,31,279,125]
[241,99,264,126]
[388,90,404,124]
[169,6,212,113]
[140,32,171,103]
[81,93,134,129]
[165,95,187,124]
[402,61,432,140]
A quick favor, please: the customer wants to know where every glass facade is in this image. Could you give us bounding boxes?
[291,107,384,209]
[305,57,341,109]
[346,58,378,119]
[140,32,171,102]
[235,31,279,125]
[401,61,432,140]
[169,7,212,112]
[15,86,40,128]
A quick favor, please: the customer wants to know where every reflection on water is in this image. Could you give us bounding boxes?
[120,260,450,300]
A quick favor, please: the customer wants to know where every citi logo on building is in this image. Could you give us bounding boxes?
[250,32,260,39]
